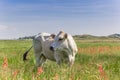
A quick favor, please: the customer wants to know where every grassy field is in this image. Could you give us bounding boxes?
[0,39,120,80]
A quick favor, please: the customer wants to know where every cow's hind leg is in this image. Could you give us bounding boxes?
[39,53,46,67]
[35,52,41,67]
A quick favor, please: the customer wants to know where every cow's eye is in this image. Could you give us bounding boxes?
[58,38,63,41]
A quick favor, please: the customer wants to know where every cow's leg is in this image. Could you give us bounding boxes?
[68,55,75,67]
[56,59,61,65]
[39,53,46,67]
[33,52,46,72]
[34,52,41,67]
[54,52,62,65]
[34,52,46,67]
[33,37,42,67]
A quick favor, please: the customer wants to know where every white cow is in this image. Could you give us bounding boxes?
[50,31,78,67]
[23,32,56,67]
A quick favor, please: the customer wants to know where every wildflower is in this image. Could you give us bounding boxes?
[69,75,74,80]
[32,73,35,80]
[98,64,103,74]
[98,63,108,80]
[98,47,103,53]
[13,70,19,77]
[3,57,8,68]
[37,67,43,75]
[53,73,59,80]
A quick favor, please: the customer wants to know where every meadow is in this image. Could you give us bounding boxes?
[0,39,120,80]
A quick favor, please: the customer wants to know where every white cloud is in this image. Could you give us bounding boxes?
[0,25,8,32]
[0,25,19,39]
[0,24,17,32]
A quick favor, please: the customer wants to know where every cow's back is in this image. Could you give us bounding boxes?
[33,33,51,53]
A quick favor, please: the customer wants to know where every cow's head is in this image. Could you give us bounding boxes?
[50,31,68,52]
[50,31,78,67]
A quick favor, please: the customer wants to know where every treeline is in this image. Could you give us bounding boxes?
[18,36,34,40]
[18,33,120,40]
[74,33,120,40]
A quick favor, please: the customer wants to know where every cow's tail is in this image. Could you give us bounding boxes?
[23,46,33,61]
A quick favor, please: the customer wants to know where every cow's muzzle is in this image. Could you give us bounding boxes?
[50,46,54,51]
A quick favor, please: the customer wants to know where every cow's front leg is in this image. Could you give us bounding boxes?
[54,52,62,66]
[68,55,75,67]
[39,53,46,67]
[33,53,46,72]
[56,59,62,65]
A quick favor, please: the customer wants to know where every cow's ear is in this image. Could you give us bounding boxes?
[59,31,64,34]
[51,34,56,38]
[64,33,68,39]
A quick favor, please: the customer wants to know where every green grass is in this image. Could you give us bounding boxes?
[0,39,120,80]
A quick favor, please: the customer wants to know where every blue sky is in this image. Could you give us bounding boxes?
[0,0,120,39]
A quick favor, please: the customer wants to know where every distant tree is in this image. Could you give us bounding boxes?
[18,36,34,40]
